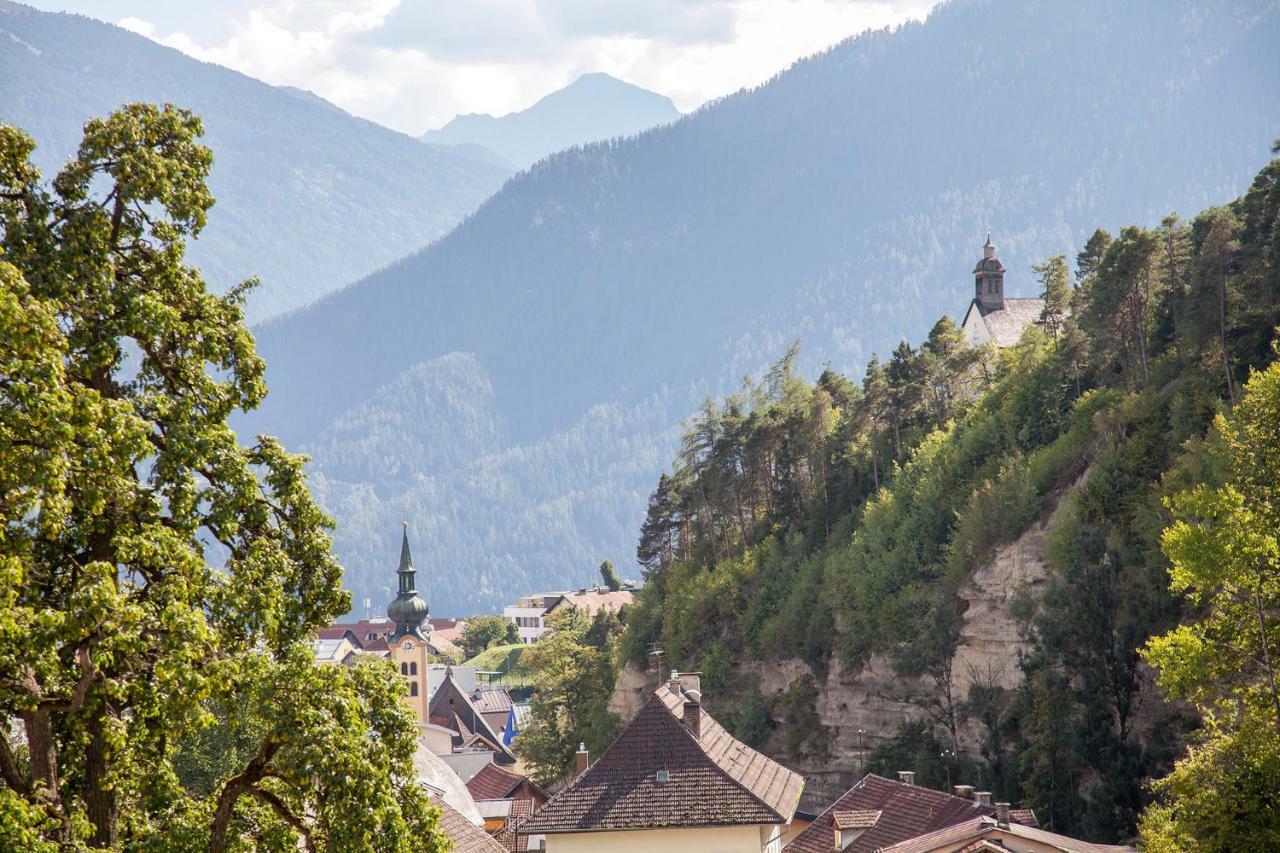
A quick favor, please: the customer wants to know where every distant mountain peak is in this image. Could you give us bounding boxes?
[421,72,680,168]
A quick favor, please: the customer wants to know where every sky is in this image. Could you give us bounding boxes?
[25,0,936,136]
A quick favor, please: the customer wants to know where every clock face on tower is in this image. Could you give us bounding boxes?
[402,640,415,652]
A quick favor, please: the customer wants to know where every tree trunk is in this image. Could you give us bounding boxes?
[85,711,118,847]
[1254,582,1280,738]
[1218,266,1236,403]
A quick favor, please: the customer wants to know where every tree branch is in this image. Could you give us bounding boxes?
[252,787,317,853]
[207,734,281,853]
[0,732,30,795]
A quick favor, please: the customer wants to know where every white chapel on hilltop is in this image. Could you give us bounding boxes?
[960,233,1045,347]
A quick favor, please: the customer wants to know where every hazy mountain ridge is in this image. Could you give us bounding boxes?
[422,72,681,169]
[0,0,514,321]
[247,0,1280,613]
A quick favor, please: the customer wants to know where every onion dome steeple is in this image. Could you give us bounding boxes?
[973,231,1006,312]
[387,522,428,641]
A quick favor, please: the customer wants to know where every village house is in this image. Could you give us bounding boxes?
[520,672,804,853]
[879,810,1136,852]
[466,761,550,848]
[429,667,517,766]
[413,737,507,853]
[784,773,995,853]
[781,772,1126,853]
[960,234,1045,348]
[503,587,636,643]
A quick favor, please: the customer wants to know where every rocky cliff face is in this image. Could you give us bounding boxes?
[609,477,1084,809]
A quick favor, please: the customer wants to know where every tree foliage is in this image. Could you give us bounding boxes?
[1139,357,1280,851]
[599,559,622,591]
[516,608,623,787]
[0,106,443,851]
[624,144,1280,843]
[460,615,517,660]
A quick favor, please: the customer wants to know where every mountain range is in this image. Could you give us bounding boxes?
[421,72,682,169]
[5,0,1279,616]
[242,0,1280,615]
[0,0,513,321]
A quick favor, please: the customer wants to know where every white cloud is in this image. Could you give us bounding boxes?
[103,0,936,135]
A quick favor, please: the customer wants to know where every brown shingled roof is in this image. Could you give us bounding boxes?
[471,687,514,715]
[522,683,803,834]
[832,809,881,830]
[877,815,1136,852]
[784,774,992,853]
[1008,808,1038,827]
[467,762,525,801]
[435,799,507,853]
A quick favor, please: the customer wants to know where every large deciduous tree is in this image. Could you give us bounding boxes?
[1140,357,1280,850]
[0,106,444,850]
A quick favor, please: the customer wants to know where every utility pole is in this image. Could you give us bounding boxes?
[647,643,666,685]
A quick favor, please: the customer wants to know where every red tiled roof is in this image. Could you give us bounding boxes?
[522,684,802,834]
[784,775,992,853]
[467,763,525,801]
[878,815,1136,852]
[832,809,881,830]
[1009,808,1039,827]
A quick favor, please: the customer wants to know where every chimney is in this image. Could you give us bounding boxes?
[683,695,701,739]
[677,671,702,696]
[996,802,1010,828]
[897,770,915,786]
[954,785,975,800]
[974,791,992,806]
[575,742,589,775]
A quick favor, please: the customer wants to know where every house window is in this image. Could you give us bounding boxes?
[410,682,418,697]
[401,662,408,675]
[410,662,418,675]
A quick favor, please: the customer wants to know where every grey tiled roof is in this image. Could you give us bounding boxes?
[979,297,1045,347]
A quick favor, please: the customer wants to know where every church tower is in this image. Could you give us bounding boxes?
[973,232,1006,313]
[388,523,431,722]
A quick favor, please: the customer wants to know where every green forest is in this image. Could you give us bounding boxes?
[613,145,1280,847]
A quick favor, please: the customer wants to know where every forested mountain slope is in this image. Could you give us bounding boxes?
[422,73,681,169]
[0,1,512,320]
[617,149,1280,845]
[247,0,1280,614]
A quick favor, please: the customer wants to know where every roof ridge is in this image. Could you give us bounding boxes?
[653,686,797,823]
[524,689,789,833]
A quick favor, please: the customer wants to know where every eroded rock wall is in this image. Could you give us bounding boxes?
[608,477,1088,809]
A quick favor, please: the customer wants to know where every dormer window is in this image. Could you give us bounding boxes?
[831,810,881,850]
